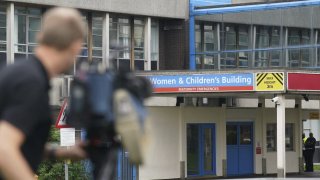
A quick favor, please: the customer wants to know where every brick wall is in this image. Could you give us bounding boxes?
[159,19,187,70]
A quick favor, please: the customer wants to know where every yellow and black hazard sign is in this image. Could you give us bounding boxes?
[256,73,284,91]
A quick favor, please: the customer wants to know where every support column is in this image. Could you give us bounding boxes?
[6,3,14,65]
[296,98,304,173]
[189,15,196,70]
[276,95,286,178]
[144,17,151,70]
[102,13,110,68]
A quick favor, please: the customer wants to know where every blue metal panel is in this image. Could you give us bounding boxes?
[192,0,231,7]
[239,146,254,175]
[227,146,239,175]
[193,0,320,16]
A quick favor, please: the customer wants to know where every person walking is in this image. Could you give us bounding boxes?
[303,133,307,170]
[305,132,316,172]
[0,7,87,180]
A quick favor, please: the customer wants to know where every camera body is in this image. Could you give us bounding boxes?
[67,61,152,179]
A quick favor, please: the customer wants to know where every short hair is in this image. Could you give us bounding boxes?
[38,7,86,50]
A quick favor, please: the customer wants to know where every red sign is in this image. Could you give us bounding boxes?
[55,99,70,128]
[288,73,320,91]
[256,147,262,154]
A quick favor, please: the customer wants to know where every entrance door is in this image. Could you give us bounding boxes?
[187,124,216,177]
[226,122,253,176]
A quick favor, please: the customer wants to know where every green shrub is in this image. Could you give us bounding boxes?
[37,127,90,180]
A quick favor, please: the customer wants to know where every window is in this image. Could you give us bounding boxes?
[317,30,320,67]
[195,23,202,69]
[203,25,215,69]
[266,124,276,151]
[288,28,311,68]
[255,26,281,67]
[109,16,131,71]
[14,6,42,60]
[151,20,159,70]
[67,12,88,75]
[285,124,294,151]
[266,123,294,152]
[227,124,237,145]
[220,24,249,69]
[109,16,147,71]
[92,14,103,63]
[194,22,216,69]
[0,5,6,70]
[134,19,145,70]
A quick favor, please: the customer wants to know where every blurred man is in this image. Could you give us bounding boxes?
[305,132,316,172]
[0,7,86,180]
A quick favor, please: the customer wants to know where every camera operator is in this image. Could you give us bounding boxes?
[0,7,87,180]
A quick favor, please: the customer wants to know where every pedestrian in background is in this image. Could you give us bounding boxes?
[302,133,307,170]
[305,132,316,172]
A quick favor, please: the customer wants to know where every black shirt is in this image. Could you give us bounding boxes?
[305,137,316,150]
[0,56,52,172]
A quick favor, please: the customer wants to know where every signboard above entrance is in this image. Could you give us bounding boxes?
[288,73,320,91]
[148,73,254,93]
[255,73,284,91]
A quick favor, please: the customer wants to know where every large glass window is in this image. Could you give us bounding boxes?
[195,23,202,69]
[109,16,147,71]
[68,12,88,75]
[288,28,311,68]
[0,5,6,70]
[195,22,216,69]
[266,123,294,152]
[14,6,41,60]
[151,20,159,70]
[134,19,145,70]
[92,14,103,63]
[317,30,320,67]
[109,16,131,71]
[255,26,281,67]
[193,5,320,70]
[221,24,249,69]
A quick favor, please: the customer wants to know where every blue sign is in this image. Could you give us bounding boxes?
[147,73,254,93]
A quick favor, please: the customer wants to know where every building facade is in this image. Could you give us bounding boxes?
[0,0,188,180]
[140,0,320,179]
[2,0,320,180]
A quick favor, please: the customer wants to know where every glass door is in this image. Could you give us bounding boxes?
[187,124,215,177]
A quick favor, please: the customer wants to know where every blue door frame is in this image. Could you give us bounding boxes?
[227,122,254,176]
[187,123,216,177]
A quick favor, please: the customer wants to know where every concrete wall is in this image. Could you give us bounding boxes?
[139,107,181,180]
[140,106,302,179]
[4,0,188,19]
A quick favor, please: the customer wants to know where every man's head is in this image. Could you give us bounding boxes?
[303,133,305,138]
[310,133,313,137]
[37,7,86,74]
